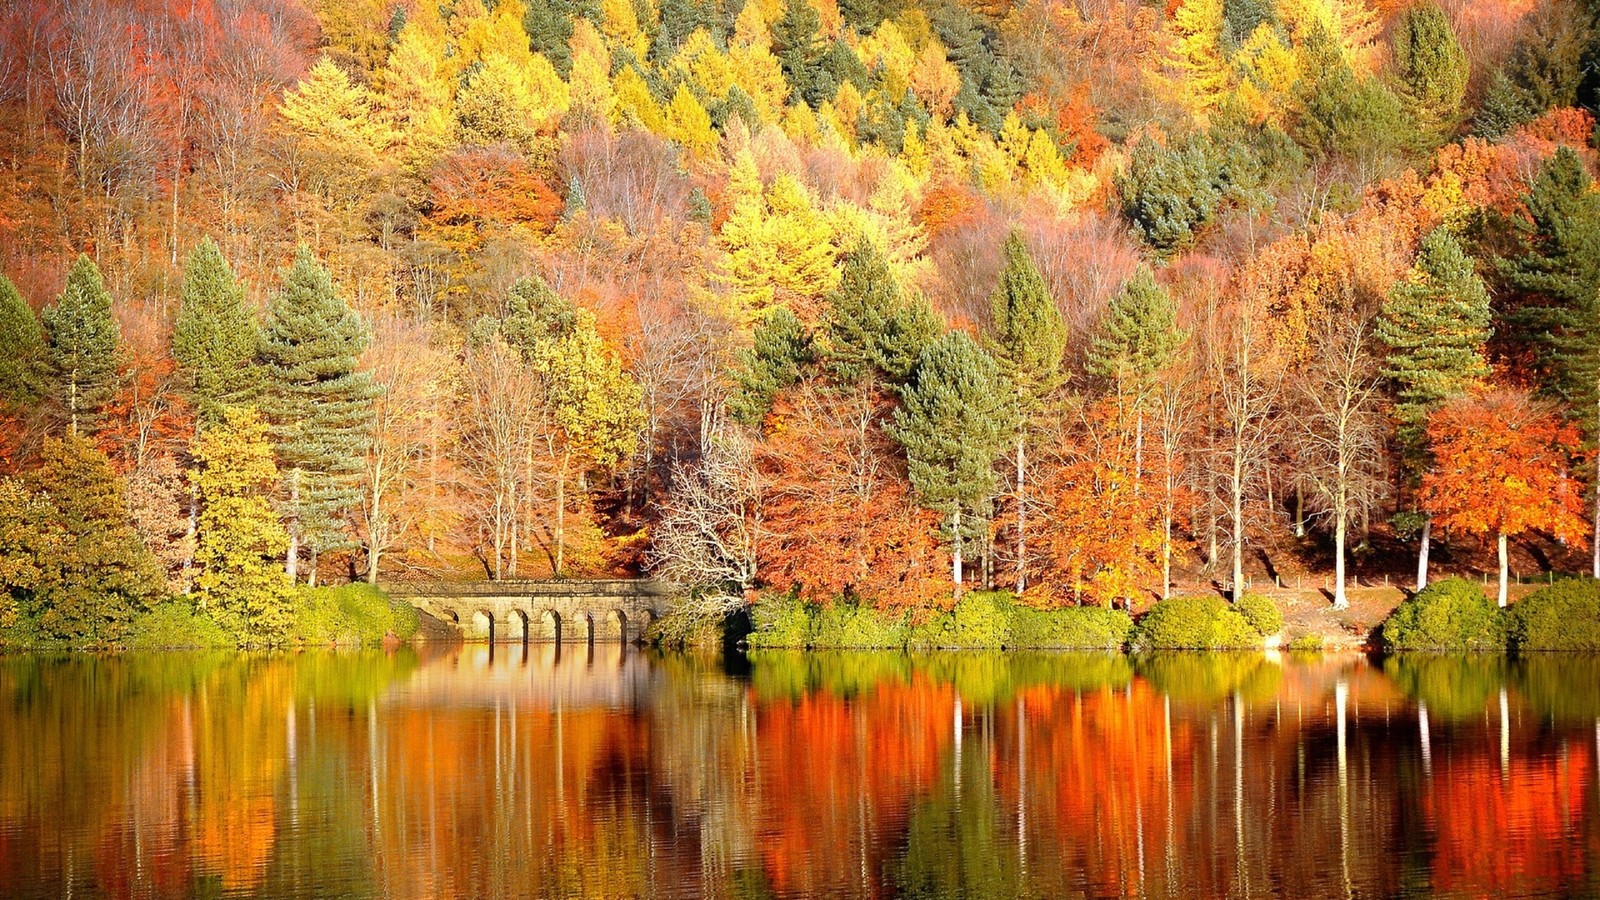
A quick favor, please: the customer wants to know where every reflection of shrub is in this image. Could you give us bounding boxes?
[1383,654,1504,720]
[1235,593,1283,637]
[1132,596,1261,650]
[1510,656,1600,721]
[1010,605,1133,649]
[1507,578,1600,652]
[1137,652,1282,705]
[1380,578,1504,651]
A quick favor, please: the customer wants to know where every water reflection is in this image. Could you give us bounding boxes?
[0,648,1596,898]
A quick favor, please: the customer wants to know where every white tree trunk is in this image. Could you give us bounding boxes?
[1015,436,1026,594]
[952,507,964,589]
[285,468,300,581]
[1497,531,1509,608]
[1416,518,1431,591]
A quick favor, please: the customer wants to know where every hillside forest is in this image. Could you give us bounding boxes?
[2,0,1600,644]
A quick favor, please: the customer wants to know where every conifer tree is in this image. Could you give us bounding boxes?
[1377,226,1491,588]
[824,237,908,384]
[730,308,813,425]
[1503,147,1600,576]
[22,434,162,645]
[1471,5,1587,138]
[192,407,297,644]
[258,247,378,582]
[1391,0,1467,147]
[0,275,47,411]
[772,0,826,105]
[986,233,1066,593]
[1087,265,1183,393]
[891,331,1012,589]
[173,239,260,424]
[42,255,121,435]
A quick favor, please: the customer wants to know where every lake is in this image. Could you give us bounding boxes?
[0,646,1597,898]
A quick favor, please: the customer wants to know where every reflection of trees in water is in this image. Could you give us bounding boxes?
[1,650,1598,898]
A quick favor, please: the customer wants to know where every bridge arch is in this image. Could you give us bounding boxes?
[537,608,562,643]
[471,609,495,642]
[508,609,530,643]
[606,609,629,645]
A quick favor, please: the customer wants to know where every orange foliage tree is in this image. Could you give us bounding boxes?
[1420,389,1588,606]
[1031,399,1164,609]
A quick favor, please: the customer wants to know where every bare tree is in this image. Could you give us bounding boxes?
[648,414,761,617]
[1292,320,1388,608]
[458,338,538,580]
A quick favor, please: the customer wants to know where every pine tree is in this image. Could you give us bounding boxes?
[986,232,1066,593]
[1087,265,1183,394]
[1391,0,1468,147]
[192,406,297,644]
[173,239,260,424]
[890,331,1012,588]
[1377,226,1491,589]
[258,247,378,581]
[0,275,47,411]
[772,0,826,106]
[1221,0,1275,49]
[1471,4,1587,139]
[22,434,162,645]
[1294,22,1409,161]
[1378,227,1492,454]
[42,255,121,435]
[822,237,912,385]
[730,307,813,425]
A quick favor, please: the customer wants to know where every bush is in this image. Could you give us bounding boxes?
[1508,578,1600,652]
[294,584,418,648]
[948,592,1011,650]
[1235,593,1284,638]
[1009,605,1133,650]
[1286,634,1324,652]
[747,593,812,649]
[126,601,233,650]
[1132,596,1262,650]
[1380,578,1505,652]
[810,603,909,649]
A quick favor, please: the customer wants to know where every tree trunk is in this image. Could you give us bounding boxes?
[952,507,963,590]
[1333,501,1348,610]
[556,449,570,577]
[1294,481,1305,538]
[286,468,300,581]
[1416,518,1430,591]
[1497,531,1509,608]
[1011,435,1024,595]
[308,548,319,589]
[1231,437,1245,600]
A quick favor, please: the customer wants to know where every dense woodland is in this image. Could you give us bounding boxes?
[3,0,1600,645]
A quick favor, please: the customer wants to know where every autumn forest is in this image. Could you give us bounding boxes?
[3,0,1600,647]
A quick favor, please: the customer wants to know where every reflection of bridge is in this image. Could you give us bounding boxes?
[388,580,676,644]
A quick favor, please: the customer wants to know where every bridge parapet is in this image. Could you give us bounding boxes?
[387,579,676,644]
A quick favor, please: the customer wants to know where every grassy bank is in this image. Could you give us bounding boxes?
[1,584,420,651]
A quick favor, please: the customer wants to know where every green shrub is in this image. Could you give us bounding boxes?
[1009,605,1133,649]
[948,592,1011,649]
[1380,577,1505,651]
[810,603,908,649]
[126,601,233,650]
[294,584,417,647]
[747,593,812,649]
[1507,578,1600,652]
[647,607,736,649]
[1235,593,1283,637]
[1286,634,1324,652]
[1132,596,1262,650]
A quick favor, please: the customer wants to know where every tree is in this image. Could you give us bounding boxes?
[0,274,47,411]
[821,236,935,386]
[0,479,65,632]
[1391,0,1467,148]
[1115,137,1228,257]
[1503,148,1600,576]
[458,337,539,580]
[1470,3,1588,139]
[891,331,1012,589]
[43,255,121,435]
[172,238,259,423]
[191,407,296,643]
[258,247,378,583]
[1293,22,1409,163]
[649,418,761,611]
[730,308,813,426]
[455,51,569,151]
[277,57,390,218]
[986,232,1066,593]
[1421,390,1587,607]
[1292,320,1385,609]
[1377,226,1491,588]
[772,0,826,106]
[22,434,162,645]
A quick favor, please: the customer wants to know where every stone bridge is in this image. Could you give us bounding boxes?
[388,579,676,644]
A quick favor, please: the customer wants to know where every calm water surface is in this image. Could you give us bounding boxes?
[1,646,1598,899]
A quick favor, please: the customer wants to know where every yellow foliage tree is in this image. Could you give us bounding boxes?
[667,84,718,160]
[568,19,616,121]
[380,26,454,171]
[1164,0,1231,120]
[1279,0,1382,73]
[613,66,667,132]
[716,153,840,324]
[279,58,391,215]
[456,52,569,150]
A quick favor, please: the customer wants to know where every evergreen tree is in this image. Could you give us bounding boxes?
[730,307,813,425]
[772,0,826,106]
[1378,227,1493,455]
[1116,137,1227,257]
[1087,265,1183,393]
[0,275,47,411]
[986,232,1066,593]
[192,406,297,644]
[891,331,1012,588]
[823,238,909,384]
[42,255,121,435]
[1294,23,1410,162]
[1392,0,1468,147]
[1471,5,1588,138]
[21,434,162,645]
[172,239,260,424]
[258,247,378,581]
[1221,0,1274,50]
